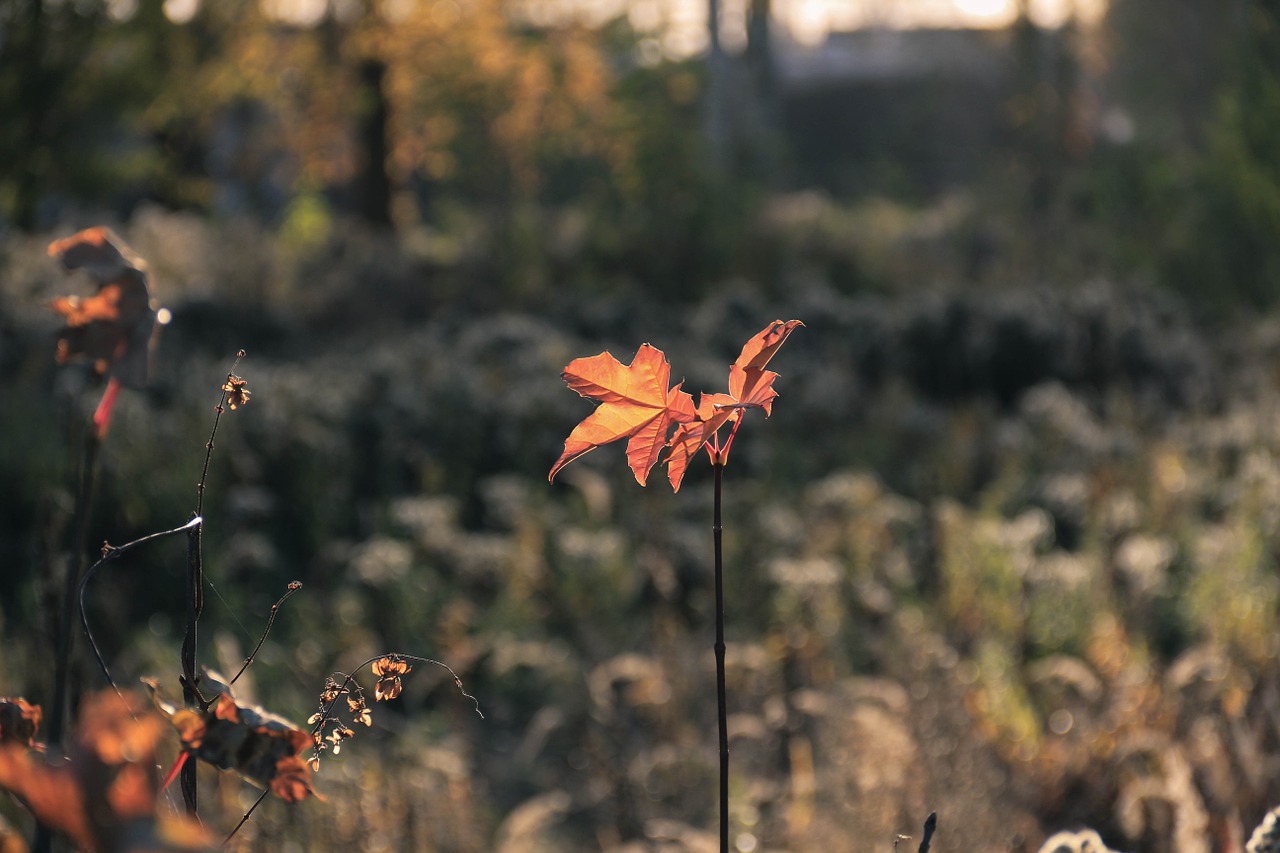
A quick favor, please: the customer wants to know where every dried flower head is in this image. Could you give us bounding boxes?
[372,656,411,701]
[347,697,373,727]
[222,375,251,410]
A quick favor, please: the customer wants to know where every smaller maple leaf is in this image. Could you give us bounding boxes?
[665,319,803,491]
[549,343,697,486]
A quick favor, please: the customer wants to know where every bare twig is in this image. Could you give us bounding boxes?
[229,581,303,685]
[78,517,203,691]
[223,789,270,845]
[37,410,105,853]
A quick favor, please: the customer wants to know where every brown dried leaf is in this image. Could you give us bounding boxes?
[0,690,191,853]
[47,227,159,388]
[157,679,317,802]
[0,698,42,748]
[268,756,317,804]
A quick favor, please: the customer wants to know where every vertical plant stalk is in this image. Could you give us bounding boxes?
[179,351,244,814]
[48,426,100,747]
[712,460,729,853]
[37,424,102,853]
[180,516,203,814]
[918,812,938,853]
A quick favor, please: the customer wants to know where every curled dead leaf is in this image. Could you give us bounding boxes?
[154,677,318,803]
[0,690,212,853]
[47,227,160,389]
[0,698,42,748]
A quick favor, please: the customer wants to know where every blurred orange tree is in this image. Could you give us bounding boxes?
[2,0,737,299]
[157,0,631,217]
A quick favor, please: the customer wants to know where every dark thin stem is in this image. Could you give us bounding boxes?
[917,812,938,853]
[712,461,728,853]
[48,426,101,746]
[181,350,244,815]
[180,512,203,814]
[230,582,303,685]
[224,789,270,845]
[79,517,203,691]
[38,412,103,853]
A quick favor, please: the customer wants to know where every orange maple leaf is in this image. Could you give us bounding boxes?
[548,343,697,486]
[666,320,803,491]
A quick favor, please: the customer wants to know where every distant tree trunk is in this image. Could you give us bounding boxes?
[11,0,51,230]
[705,0,730,170]
[3,0,104,230]
[746,0,772,101]
[744,0,778,178]
[355,58,393,227]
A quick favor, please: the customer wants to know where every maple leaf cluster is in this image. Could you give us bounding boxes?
[549,320,803,491]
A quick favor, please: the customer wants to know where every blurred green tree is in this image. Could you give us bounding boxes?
[1167,0,1280,308]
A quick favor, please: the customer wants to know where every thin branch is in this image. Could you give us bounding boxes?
[38,415,104,853]
[223,789,270,846]
[182,349,245,815]
[229,581,303,685]
[78,517,203,690]
[197,350,244,518]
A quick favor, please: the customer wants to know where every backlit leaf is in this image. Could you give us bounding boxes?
[549,343,696,486]
[552,321,801,493]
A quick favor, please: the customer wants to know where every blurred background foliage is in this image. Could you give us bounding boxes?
[7,0,1280,851]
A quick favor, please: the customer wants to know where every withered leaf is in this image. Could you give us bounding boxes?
[158,677,317,803]
[0,698,42,748]
[0,690,207,853]
[48,227,159,389]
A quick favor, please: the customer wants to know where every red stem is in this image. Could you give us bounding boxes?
[92,377,122,438]
[160,751,190,793]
